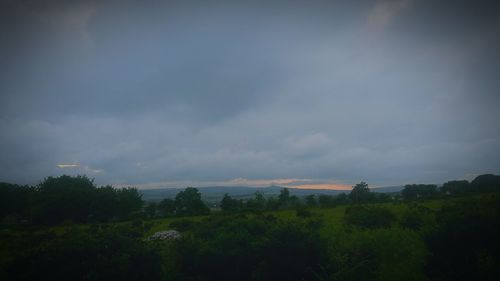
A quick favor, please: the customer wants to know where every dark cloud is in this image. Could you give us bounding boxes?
[1,0,499,186]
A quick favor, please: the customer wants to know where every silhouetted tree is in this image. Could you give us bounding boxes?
[278,188,290,205]
[471,174,500,192]
[0,182,33,223]
[145,202,157,218]
[318,194,334,207]
[333,193,350,205]
[116,187,144,219]
[402,184,438,200]
[158,198,176,216]
[34,175,96,224]
[441,180,470,195]
[289,195,300,207]
[349,182,372,203]
[89,185,119,222]
[175,187,209,216]
[246,192,266,211]
[220,193,241,212]
[305,194,317,207]
[266,196,281,210]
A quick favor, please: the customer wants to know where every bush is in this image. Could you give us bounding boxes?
[345,206,395,229]
[4,227,163,281]
[399,204,435,231]
[168,216,324,281]
[170,219,196,232]
[425,194,500,281]
[323,228,428,281]
[295,207,312,218]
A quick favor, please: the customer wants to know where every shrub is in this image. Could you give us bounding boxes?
[345,206,395,229]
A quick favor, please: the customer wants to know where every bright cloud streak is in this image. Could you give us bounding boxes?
[288,184,352,190]
[57,164,79,168]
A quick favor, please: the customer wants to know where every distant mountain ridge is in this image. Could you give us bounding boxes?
[140,185,404,202]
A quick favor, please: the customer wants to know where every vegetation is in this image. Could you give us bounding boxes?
[1,174,499,281]
[1,175,143,225]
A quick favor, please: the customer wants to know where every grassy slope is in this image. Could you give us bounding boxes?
[0,196,452,242]
[143,197,448,238]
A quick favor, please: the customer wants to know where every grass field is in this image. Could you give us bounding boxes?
[142,197,450,237]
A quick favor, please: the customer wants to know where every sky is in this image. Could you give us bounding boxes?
[1,0,500,189]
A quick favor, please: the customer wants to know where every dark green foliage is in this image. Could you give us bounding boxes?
[372,192,391,202]
[245,192,267,211]
[168,215,324,281]
[3,175,500,281]
[115,187,144,219]
[345,206,395,229]
[399,203,435,231]
[169,218,197,231]
[318,194,335,207]
[324,228,428,281]
[144,202,157,218]
[402,184,438,200]
[89,185,119,222]
[289,195,300,207]
[157,198,176,216]
[439,174,500,196]
[0,182,33,223]
[349,182,373,203]
[278,187,290,204]
[471,174,500,192]
[34,175,96,224]
[295,206,312,218]
[305,194,317,207]
[441,180,470,195]
[425,194,500,281]
[1,175,143,225]
[175,187,210,216]
[4,227,162,281]
[265,196,281,210]
[220,193,242,212]
[334,193,350,205]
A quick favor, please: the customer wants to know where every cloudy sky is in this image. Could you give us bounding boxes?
[1,0,499,189]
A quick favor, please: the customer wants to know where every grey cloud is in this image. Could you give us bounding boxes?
[1,0,499,186]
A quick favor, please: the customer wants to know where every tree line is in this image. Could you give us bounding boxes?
[2,173,499,224]
[0,175,143,225]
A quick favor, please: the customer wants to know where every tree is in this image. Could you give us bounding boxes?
[289,195,300,207]
[89,185,119,222]
[158,198,176,216]
[471,174,500,192]
[246,192,266,211]
[318,195,334,208]
[333,193,350,205]
[116,187,144,219]
[305,195,317,207]
[426,196,500,281]
[266,196,281,210]
[344,206,395,229]
[175,187,209,216]
[441,180,470,195]
[0,182,33,222]
[144,202,157,218]
[349,182,371,203]
[401,184,438,200]
[278,188,290,205]
[220,193,241,212]
[34,175,96,224]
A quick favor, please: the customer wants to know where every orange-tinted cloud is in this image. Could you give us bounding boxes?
[288,183,352,190]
